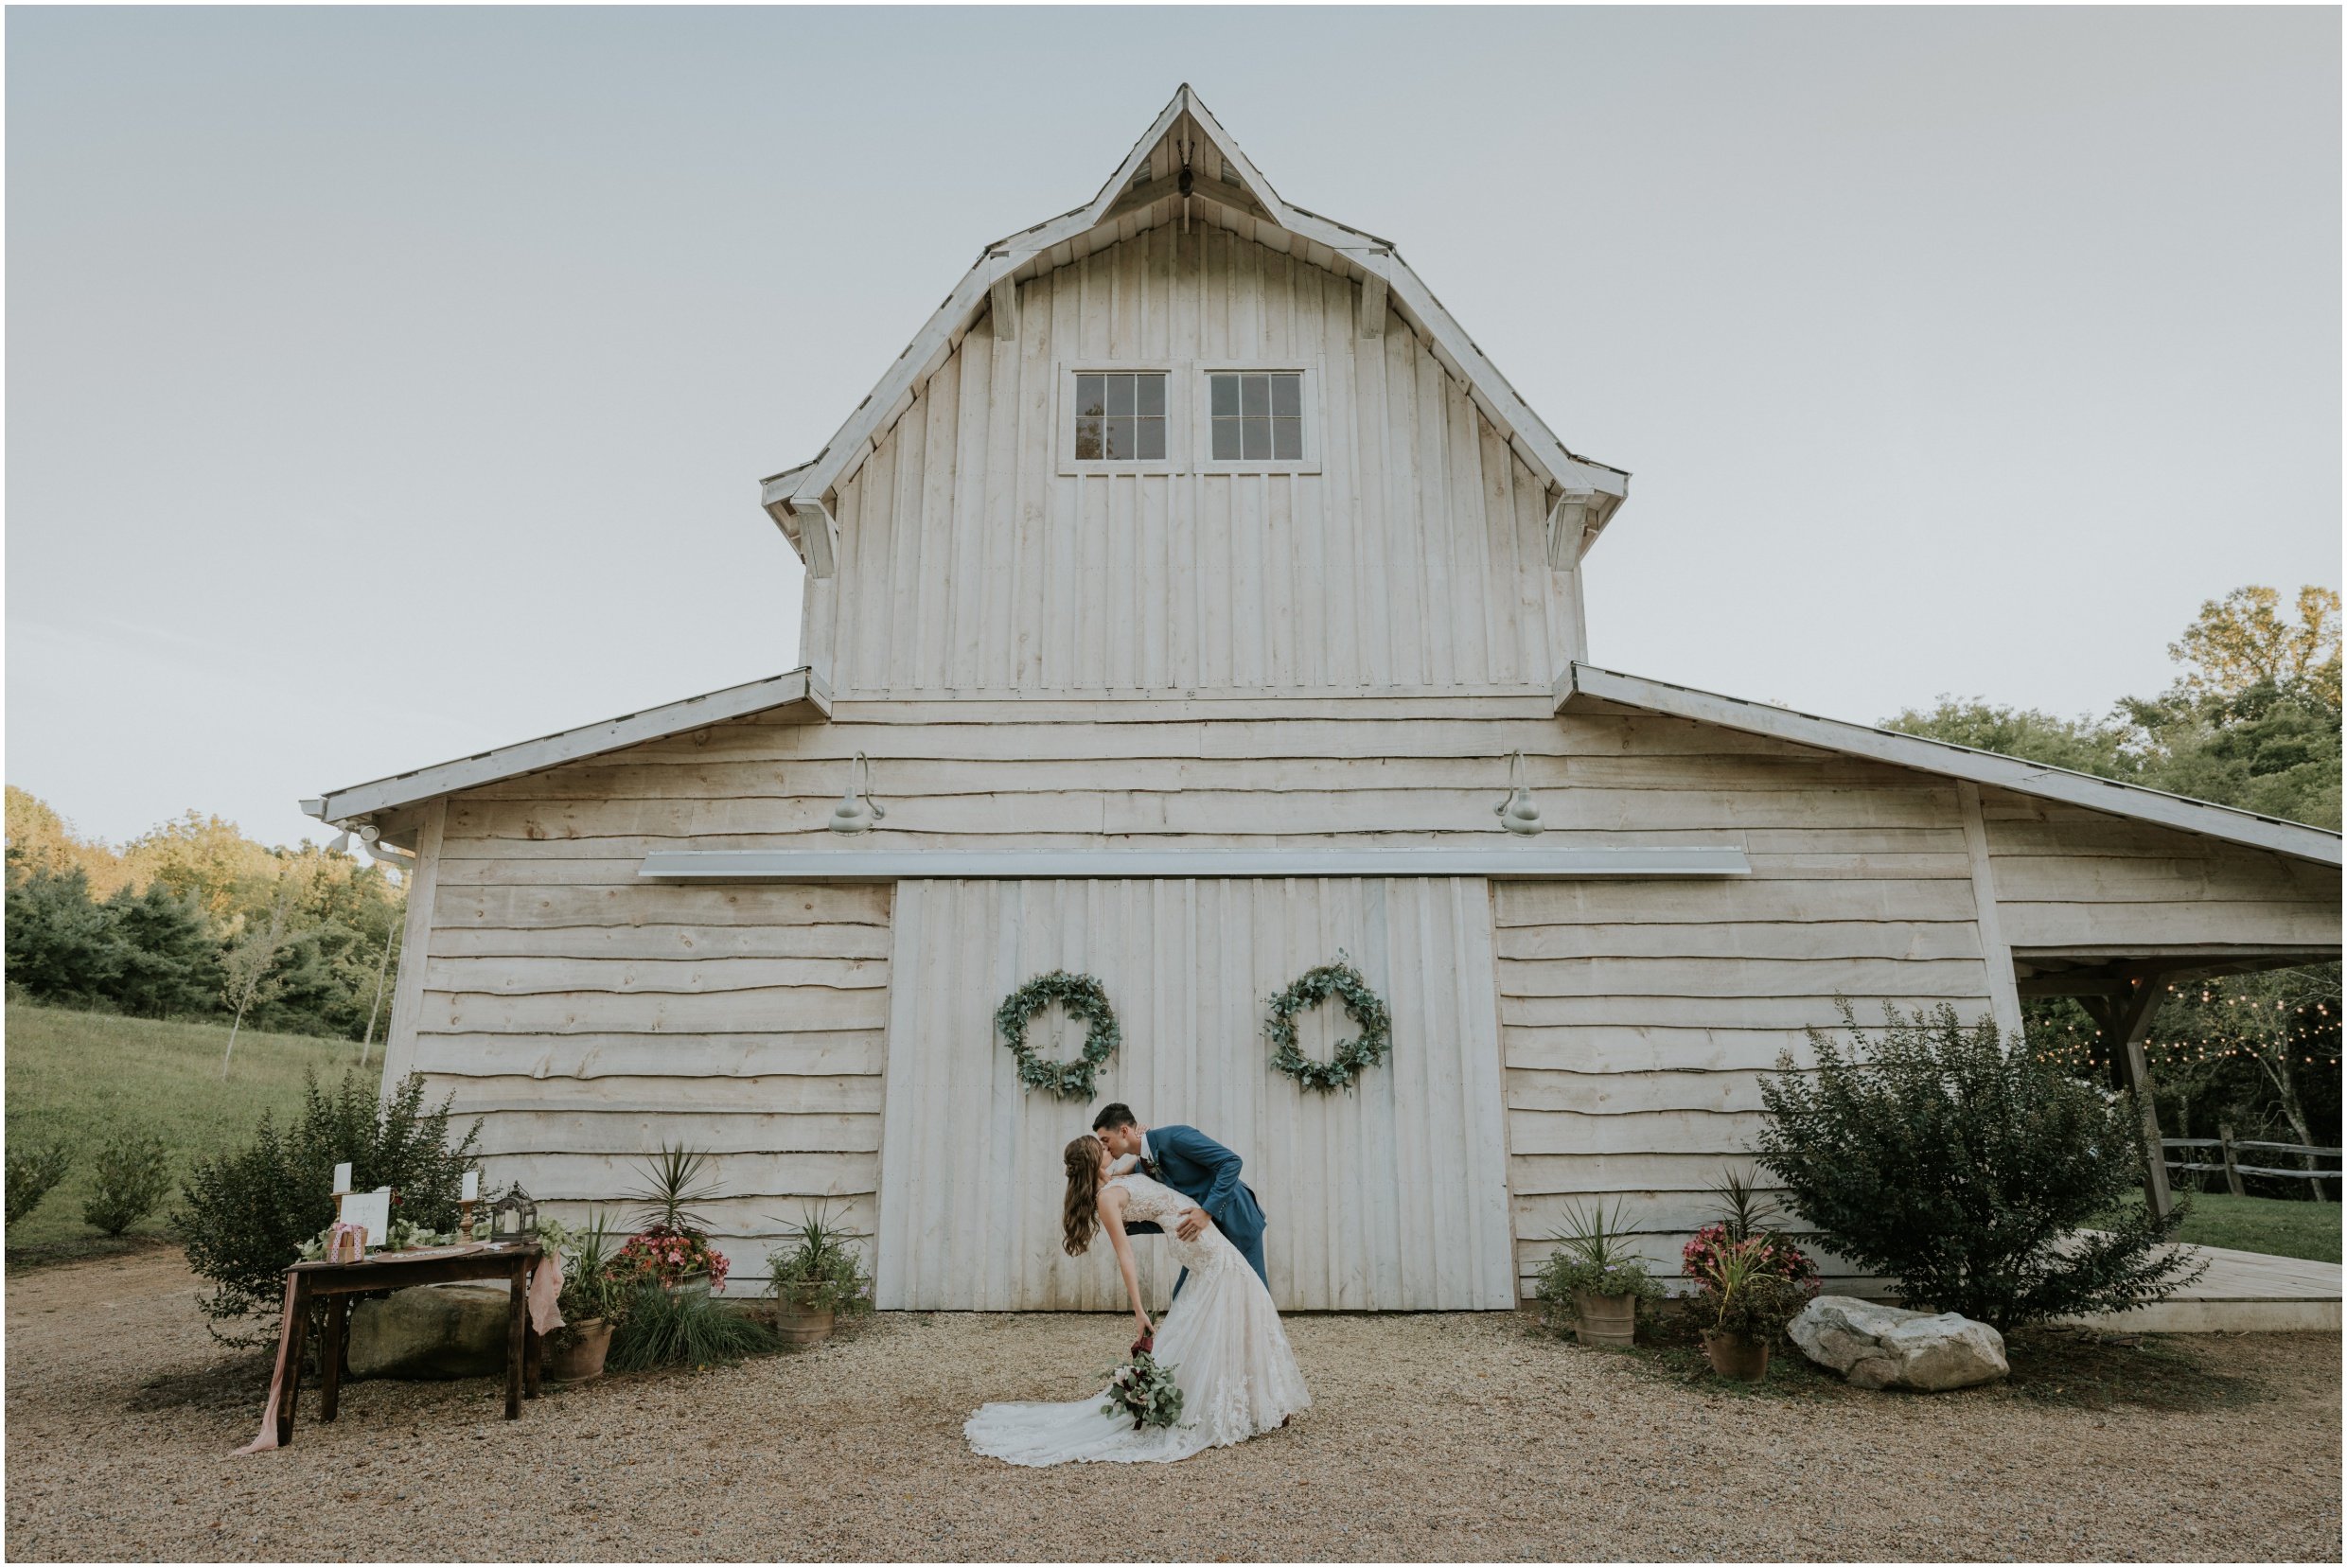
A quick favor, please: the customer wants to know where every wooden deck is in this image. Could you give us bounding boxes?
[2077,1241,2341,1332]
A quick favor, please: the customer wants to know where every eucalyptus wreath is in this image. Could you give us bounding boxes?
[995,970,1121,1101]
[1264,957,1393,1093]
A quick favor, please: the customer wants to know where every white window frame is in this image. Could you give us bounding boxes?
[1054,361,1185,477]
[1193,360,1324,476]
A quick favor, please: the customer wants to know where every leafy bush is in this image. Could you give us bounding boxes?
[607,1284,777,1372]
[1532,1199,1665,1333]
[6,1136,74,1227]
[539,1211,634,1330]
[83,1125,174,1236]
[172,1070,480,1343]
[1758,1002,2205,1330]
[766,1204,874,1313]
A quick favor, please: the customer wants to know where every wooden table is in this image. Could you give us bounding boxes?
[272,1243,549,1445]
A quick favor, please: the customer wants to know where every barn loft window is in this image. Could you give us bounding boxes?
[1209,372,1303,462]
[1073,372,1167,462]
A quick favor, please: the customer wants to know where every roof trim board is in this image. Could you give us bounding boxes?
[1558,661,2345,868]
[638,846,1752,883]
[307,668,831,825]
[765,86,1628,573]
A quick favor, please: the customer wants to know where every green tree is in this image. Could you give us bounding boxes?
[2167,585,2341,708]
[4,864,131,1005]
[102,881,222,1018]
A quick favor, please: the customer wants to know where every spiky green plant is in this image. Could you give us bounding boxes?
[626,1142,721,1237]
[765,1202,874,1313]
[607,1284,776,1372]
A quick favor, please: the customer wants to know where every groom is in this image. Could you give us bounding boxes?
[1090,1102,1268,1295]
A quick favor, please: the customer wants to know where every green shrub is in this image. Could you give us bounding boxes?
[171,1070,480,1344]
[6,1136,74,1227]
[608,1284,777,1372]
[1757,1002,2205,1330]
[82,1125,173,1236]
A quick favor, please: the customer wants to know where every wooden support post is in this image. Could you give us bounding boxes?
[2218,1123,2247,1197]
[2106,970,2174,1222]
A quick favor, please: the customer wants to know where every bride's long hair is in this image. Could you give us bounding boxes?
[1062,1134,1105,1256]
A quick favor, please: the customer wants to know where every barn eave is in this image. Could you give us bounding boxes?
[306,666,832,828]
[1558,661,2345,868]
[762,85,1629,575]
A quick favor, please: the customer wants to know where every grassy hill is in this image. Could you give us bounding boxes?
[5,1002,368,1264]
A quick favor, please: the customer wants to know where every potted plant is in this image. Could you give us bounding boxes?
[1532,1199,1663,1348]
[1685,1233,1809,1382]
[620,1143,731,1296]
[539,1212,628,1383]
[765,1203,874,1350]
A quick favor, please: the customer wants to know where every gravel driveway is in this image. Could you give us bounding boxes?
[7,1250,2338,1561]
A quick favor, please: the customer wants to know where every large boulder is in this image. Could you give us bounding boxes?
[347,1282,513,1380]
[1789,1295,2008,1391]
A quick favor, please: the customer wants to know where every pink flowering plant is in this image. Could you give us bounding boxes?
[1680,1169,1820,1294]
[616,1141,731,1290]
[614,1227,731,1292]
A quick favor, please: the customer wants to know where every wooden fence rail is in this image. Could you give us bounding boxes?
[2162,1126,2338,1198]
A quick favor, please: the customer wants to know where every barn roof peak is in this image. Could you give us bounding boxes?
[760,86,1630,577]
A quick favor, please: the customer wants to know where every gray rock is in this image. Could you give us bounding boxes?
[346,1282,513,1380]
[1789,1295,2008,1391]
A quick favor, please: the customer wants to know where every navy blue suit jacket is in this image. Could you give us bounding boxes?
[1123,1124,1267,1282]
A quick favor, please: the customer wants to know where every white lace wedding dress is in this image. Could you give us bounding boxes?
[963,1172,1311,1465]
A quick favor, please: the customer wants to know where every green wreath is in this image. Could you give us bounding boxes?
[995,970,1121,1101]
[1265,957,1393,1093]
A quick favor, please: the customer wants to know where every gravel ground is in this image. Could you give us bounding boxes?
[7,1251,2338,1562]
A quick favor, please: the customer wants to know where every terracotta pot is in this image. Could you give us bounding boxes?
[772,1284,836,1350]
[543,1318,613,1383]
[1703,1330,1772,1382]
[1571,1290,1638,1348]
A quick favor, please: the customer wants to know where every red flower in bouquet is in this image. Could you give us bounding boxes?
[615,1227,732,1292]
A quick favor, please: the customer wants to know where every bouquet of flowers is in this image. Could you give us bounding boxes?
[1681,1224,1818,1294]
[613,1227,732,1292]
[1101,1349,1183,1431]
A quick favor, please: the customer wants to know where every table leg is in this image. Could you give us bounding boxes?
[504,1268,527,1419]
[276,1286,311,1446]
[320,1296,346,1422]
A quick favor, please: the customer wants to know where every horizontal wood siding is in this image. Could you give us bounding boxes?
[1980,786,2341,948]
[815,227,1574,697]
[413,879,892,1291]
[873,875,1516,1312]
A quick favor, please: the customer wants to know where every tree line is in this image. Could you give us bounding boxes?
[1887,585,2342,1183]
[4,792,405,1043]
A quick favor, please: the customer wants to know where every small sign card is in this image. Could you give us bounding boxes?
[340,1188,392,1246]
[331,1163,353,1196]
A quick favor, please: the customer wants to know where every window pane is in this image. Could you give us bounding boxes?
[1241,374,1269,415]
[1076,375,1104,418]
[1136,416,1165,461]
[1210,374,1238,416]
[1075,415,1103,461]
[1243,417,1270,460]
[1137,374,1165,415]
[1273,416,1302,461]
[1106,375,1135,415]
[1271,374,1301,416]
[1212,418,1241,460]
[1106,415,1136,459]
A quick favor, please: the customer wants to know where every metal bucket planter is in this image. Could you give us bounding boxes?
[543,1318,614,1383]
[772,1285,836,1350]
[1570,1290,1638,1349]
[1703,1330,1772,1382]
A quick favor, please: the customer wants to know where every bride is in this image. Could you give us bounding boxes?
[963,1134,1310,1465]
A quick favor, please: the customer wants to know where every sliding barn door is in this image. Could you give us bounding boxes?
[874,877,1515,1311]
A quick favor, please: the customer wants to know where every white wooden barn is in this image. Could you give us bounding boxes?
[307,88,2342,1309]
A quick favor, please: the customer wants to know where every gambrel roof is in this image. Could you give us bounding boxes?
[759,86,1631,577]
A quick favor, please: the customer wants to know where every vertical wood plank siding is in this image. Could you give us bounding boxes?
[814,227,1576,697]
[873,876,1516,1312]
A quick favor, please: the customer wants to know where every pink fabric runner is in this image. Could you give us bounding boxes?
[236,1244,565,1455]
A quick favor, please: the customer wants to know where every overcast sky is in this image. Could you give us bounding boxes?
[9,7,2339,849]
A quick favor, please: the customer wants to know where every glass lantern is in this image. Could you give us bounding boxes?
[488,1182,538,1245]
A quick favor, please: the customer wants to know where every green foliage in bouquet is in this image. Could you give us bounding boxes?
[1102,1349,1184,1431]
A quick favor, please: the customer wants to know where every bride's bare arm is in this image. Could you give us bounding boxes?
[1097,1187,1153,1338]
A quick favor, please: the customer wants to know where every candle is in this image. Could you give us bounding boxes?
[461,1170,479,1202]
[332,1162,353,1196]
